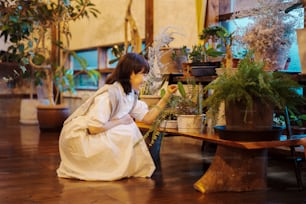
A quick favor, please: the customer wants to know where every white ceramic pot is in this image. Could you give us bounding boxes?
[159,120,178,129]
[20,99,39,125]
[177,114,205,133]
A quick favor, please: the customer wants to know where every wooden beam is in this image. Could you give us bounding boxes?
[205,0,219,27]
[145,0,154,46]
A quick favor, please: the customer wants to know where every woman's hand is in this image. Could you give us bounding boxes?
[142,84,177,125]
[167,84,178,95]
[162,84,177,101]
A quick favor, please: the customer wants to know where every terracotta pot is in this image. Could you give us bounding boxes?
[37,104,70,131]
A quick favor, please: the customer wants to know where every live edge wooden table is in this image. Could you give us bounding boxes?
[136,122,306,194]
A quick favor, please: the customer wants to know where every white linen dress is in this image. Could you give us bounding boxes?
[56,82,156,181]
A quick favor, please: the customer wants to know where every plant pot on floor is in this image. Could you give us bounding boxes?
[20,99,39,125]
[37,104,70,131]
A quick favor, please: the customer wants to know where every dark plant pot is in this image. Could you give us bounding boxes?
[225,100,274,130]
[292,126,306,135]
[214,126,283,141]
[37,104,70,132]
[190,61,221,76]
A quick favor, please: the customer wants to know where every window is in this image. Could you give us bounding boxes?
[70,42,147,89]
[74,73,98,90]
[105,42,147,68]
[71,49,98,70]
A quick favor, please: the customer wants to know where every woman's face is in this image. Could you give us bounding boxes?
[130,70,146,91]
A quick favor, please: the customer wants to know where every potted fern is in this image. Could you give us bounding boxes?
[203,52,305,140]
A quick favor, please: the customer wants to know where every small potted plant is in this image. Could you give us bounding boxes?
[188,25,234,76]
[175,81,205,133]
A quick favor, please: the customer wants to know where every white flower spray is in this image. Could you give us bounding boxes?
[232,0,303,70]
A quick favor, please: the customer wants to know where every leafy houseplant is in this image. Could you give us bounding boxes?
[231,0,302,71]
[0,0,100,129]
[203,52,305,131]
[1,0,100,104]
[0,1,36,90]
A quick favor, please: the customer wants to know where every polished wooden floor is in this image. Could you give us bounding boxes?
[0,117,306,204]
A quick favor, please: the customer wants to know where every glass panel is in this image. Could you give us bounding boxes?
[107,47,118,68]
[106,43,147,68]
[74,73,98,90]
[72,49,98,70]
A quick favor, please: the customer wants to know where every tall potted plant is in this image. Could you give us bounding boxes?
[0,1,38,124]
[0,0,100,130]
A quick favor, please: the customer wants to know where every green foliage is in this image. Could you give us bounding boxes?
[188,44,205,63]
[175,80,203,115]
[171,45,188,60]
[189,25,233,63]
[56,52,100,96]
[203,52,305,118]
[200,25,229,40]
[0,0,101,104]
[137,79,204,146]
[289,110,306,127]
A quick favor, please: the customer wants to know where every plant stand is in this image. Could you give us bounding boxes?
[194,145,268,193]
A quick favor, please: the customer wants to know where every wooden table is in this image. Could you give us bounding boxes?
[137,122,306,193]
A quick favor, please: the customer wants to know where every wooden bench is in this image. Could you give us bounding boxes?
[136,122,306,193]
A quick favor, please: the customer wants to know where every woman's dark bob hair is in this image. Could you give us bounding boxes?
[106,53,150,94]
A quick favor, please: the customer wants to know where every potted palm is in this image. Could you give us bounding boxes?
[203,52,305,141]
[0,0,100,130]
